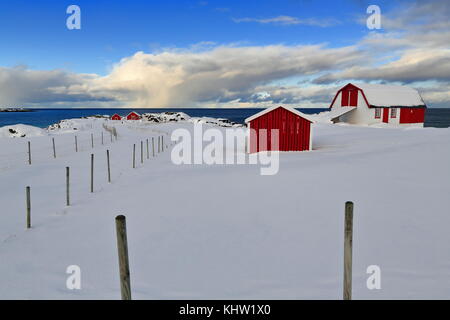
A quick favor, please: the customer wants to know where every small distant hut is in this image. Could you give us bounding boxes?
[126,111,141,120]
[111,113,122,120]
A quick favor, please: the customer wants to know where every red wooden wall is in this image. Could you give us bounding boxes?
[249,107,311,153]
[340,85,359,107]
[399,107,426,123]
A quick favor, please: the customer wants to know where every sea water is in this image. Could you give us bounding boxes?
[0,108,449,128]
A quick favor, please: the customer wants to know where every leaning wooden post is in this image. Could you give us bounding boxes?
[91,133,94,149]
[140,141,143,164]
[90,154,94,193]
[27,141,31,165]
[115,215,132,300]
[132,144,136,168]
[26,186,31,229]
[52,137,56,158]
[107,150,111,183]
[75,135,78,152]
[343,201,354,300]
[146,139,149,159]
[152,137,155,157]
[66,167,70,206]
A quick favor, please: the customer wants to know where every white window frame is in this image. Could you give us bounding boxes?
[390,108,397,118]
[375,108,381,119]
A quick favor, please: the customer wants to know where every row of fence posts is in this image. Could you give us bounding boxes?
[22,128,176,300]
[24,131,163,229]
[117,134,168,298]
[112,201,355,301]
[25,148,113,227]
[24,132,354,301]
[26,130,117,165]
[24,130,117,231]
[131,135,167,169]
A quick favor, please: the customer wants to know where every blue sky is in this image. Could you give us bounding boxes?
[0,0,448,108]
[0,0,395,74]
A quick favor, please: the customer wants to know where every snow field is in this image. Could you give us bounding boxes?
[0,118,449,299]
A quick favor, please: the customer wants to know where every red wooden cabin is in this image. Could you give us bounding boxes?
[245,106,314,153]
[126,111,141,120]
[111,113,122,120]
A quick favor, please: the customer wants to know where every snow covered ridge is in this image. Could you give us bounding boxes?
[0,112,243,138]
[140,111,244,128]
[0,124,47,138]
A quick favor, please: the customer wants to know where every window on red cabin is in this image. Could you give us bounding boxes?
[390,108,397,118]
[375,108,381,119]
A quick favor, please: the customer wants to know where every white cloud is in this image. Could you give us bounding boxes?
[232,15,339,27]
[1,1,450,108]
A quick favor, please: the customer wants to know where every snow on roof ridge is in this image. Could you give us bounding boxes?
[350,82,426,108]
[245,105,315,123]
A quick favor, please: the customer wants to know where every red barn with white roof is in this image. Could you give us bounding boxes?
[329,83,427,127]
[245,106,314,153]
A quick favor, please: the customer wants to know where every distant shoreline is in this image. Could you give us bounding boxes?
[0,108,34,112]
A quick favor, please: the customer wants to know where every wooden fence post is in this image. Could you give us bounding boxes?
[66,167,70,206]
[52,137,56,158]
[158,136,160,153]
[115,215,132,300]
[132,144,136,168]
[102,132,104,145]
[107,150,111,183]
[140,141,143,164]
[91,133,94,149]
[162,136,164,152]
[146,139,149,159]
[91,154,94,193]
[343,201,354,300]
[26,186,31,229]
[75,135,78,152]
[27,141,31,165]
[111,132,113,143]
[152,137,155,157]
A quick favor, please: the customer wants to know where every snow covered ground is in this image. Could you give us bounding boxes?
[0,115,449,299]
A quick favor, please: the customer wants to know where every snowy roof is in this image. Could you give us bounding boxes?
[245,106,315,123]
[127,111,141,116]
[353,83,426,108]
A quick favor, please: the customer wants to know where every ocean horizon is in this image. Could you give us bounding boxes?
[1,107,449,129]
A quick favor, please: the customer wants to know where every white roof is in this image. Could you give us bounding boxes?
[353,83,426,107]
[244,106,315,123]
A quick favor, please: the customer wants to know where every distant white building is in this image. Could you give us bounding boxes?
[328,83,427,127]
